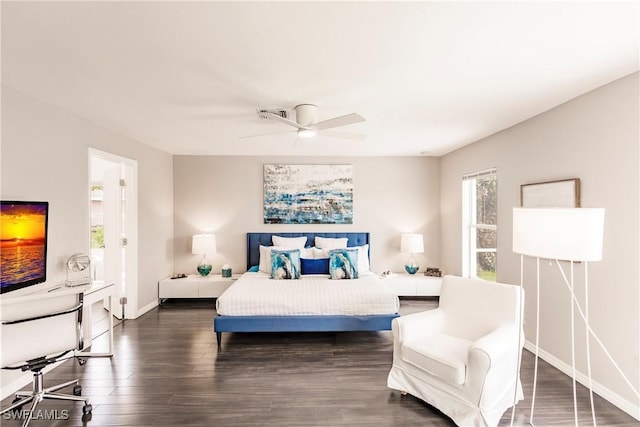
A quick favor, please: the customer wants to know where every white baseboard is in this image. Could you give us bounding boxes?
[134,299,158,319]
[524,340,640,421]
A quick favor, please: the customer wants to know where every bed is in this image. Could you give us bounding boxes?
[213,232,400,347]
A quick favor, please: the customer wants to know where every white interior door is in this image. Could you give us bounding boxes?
[103,165,124,319]
[89,149,138,320]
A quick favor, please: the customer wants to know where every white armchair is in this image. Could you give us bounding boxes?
[387,275,524,427]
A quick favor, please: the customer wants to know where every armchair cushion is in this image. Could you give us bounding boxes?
[402,333,472,385]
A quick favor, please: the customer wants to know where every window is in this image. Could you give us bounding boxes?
[462,169,497,281]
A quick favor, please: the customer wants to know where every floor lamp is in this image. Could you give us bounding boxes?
[512,207,604,427]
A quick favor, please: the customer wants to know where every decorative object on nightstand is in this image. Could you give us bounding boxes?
[425,267,442,277]
[221,264,232,278]
[400,233,423,275]
[192,234,216,276]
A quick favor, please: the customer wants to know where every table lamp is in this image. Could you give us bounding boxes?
[401,233,424,275]
[192,234,216,276]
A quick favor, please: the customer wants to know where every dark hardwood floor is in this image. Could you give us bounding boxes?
[2,298,637,426]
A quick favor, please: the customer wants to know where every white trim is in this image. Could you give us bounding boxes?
[461,180,472,278]
[462,167,497,181]
[524,340,640,421]
[133,299,159,320]
[88,148,138,320]
[462,170,498,279]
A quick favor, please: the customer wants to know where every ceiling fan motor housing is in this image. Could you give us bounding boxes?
[294,104,318,126]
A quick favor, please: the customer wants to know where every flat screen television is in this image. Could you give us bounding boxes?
[0,201,49,294]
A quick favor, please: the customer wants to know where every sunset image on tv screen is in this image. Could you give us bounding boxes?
[1,203,48,287]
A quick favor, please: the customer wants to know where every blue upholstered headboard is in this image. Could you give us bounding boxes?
[246,232,370,269]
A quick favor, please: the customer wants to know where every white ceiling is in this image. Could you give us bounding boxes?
[2,1,638,157]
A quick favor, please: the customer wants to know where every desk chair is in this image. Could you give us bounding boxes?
[1,291,92,426]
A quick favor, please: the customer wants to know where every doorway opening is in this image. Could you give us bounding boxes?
[89,148,138,327]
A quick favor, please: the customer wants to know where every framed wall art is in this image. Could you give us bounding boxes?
[520,178,581,208]
[263,164,354,224]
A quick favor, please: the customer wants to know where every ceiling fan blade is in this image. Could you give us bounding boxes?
[320,130,367,141]
[265,112,309,130]
[238,129,296,139]
[311,113,365,131]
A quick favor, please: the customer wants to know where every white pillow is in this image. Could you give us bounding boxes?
[272,235,307,249]
[315,236,348,250]
[354,244,370,273]
[299,247,316,259]
[310,247,328,259]
[259,245,285,274]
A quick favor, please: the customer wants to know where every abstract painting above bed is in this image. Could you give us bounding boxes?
[263,165,354,224]
[213,232,399,348]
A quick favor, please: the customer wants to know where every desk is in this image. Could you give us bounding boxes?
[75,281,116,358]
[3,282,118,358]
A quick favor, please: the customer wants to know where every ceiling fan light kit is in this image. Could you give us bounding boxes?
[297,129,317,138]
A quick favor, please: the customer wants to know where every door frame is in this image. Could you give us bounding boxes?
[88,148,138,320]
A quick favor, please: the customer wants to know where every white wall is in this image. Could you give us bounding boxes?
[1,87,174,395]
[173,156,440,275]
[440,72,639,416]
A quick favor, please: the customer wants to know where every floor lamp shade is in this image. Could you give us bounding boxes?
[512,208,605,262]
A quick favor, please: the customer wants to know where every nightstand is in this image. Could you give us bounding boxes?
[158,274,240,303]
[380,274,442,297]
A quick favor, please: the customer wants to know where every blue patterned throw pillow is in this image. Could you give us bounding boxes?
[329,248,359,280]
[270,249,301,279]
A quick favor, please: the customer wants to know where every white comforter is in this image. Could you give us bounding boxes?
[216,272,400,316]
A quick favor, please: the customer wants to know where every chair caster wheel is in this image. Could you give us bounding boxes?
[73,385,82,396]
[10,397,23,411]
[82,403,92,415]
[78,358,87,366]
[9,398,24,415]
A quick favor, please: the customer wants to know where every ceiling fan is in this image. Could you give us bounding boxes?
[240,104,366,141]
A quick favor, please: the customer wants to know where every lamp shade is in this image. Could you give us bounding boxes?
[192,234,217,255]
[401,233,424,253]
[512,208,604,262]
